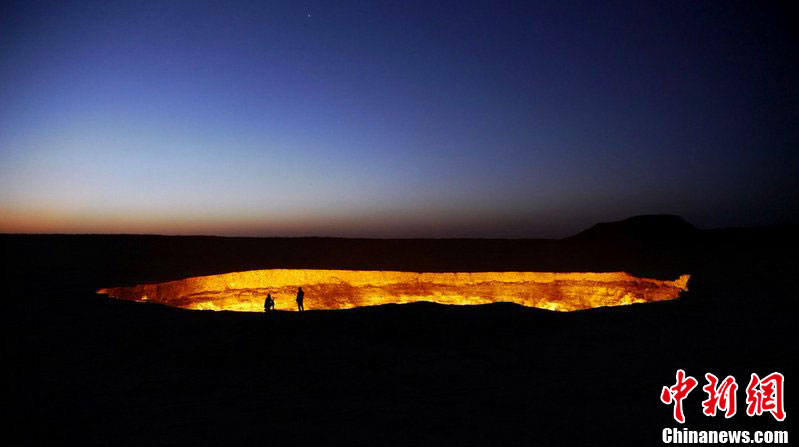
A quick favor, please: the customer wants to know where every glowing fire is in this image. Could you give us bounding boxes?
[97,270,690,312]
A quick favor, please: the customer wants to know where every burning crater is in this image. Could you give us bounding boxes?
[97,270,690,312]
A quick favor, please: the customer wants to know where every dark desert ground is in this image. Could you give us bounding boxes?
[5,216,795,445]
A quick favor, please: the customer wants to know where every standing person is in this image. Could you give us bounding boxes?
[296,287,304,311]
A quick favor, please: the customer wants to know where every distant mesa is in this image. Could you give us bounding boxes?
[564,215,698,242]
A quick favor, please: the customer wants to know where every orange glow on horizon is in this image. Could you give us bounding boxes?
[98,269,690,312]
[0,207,515,237]
[0,208,339,236]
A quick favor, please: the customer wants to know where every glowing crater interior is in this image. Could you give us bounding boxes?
[97,270,690,312]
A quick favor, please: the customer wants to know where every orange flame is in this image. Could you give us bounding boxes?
[97,270,690,312]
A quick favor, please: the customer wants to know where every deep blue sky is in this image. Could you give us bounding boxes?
[1,1,797,237]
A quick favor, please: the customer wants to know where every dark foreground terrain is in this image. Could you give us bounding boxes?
[5,216,796,445]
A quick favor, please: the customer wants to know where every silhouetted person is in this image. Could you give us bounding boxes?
[264,293,274,312]
[296,287,304,311]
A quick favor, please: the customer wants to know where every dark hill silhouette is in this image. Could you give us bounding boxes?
[564,214,698,242]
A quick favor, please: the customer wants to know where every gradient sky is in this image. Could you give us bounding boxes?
[1,1,797,237]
